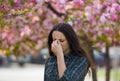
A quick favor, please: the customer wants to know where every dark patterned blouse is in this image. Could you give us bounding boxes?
[44,51,88,81]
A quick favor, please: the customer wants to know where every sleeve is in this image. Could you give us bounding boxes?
[44,58,51,81]
[59,57,88,81]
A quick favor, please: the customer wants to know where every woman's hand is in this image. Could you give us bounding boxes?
[51,40,63,57]
[51,40,66,78]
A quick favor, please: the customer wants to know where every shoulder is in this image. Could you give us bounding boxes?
[45,56,56,65]
[73,56,88,64]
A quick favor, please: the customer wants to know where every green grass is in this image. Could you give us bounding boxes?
[97,68,120,80]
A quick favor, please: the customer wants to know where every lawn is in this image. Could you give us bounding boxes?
[97,67,120,81]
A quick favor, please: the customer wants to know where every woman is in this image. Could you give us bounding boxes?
[44,23,90,81]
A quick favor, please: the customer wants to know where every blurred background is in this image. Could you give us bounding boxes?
[0,0,120,81]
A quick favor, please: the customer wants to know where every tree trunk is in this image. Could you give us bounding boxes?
[105,46,111,81]
[90,48,97,81]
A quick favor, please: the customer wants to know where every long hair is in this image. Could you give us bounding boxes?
[47,23,90,68]
[48,23,90,68]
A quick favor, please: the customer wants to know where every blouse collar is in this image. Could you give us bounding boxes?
[64,50,76,59]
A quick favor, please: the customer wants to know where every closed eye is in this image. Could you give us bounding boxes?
[60,40,65,42]
[53,39,56,41]
[53,39,65,42]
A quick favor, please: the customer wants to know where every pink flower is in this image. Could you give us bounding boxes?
[104,27,111,34]
[59,0,68,4]
[9,40,16,45]
[73,0,79,2]
[2,40,8,48]
[90,17,96,25]
[2,32,9,39]
[0,5,3,11]
[36,0,43,3]
[20,25,32,37]
[73,0,85,8]
[110,14,118,21]
[112,3,120,11]
[30,0,37,6]
[94,1,103,10]
[108,37,112,43]
[99,13,108,23]
[65,4,73,10]
[35,40,43,50]
[73,3,79,8]
[110,3,120,13]
[32,16,40,23]
[3,2,10,12]
[106,6,111,12]
[14,0,22,11]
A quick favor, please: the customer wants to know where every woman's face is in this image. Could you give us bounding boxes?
[52,31,70,54]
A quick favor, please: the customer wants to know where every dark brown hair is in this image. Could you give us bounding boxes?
[47,23,90,68]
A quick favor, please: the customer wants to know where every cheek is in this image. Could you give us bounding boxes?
[60,43,65,49]
[61,42,69,48]
[61,43,64,47]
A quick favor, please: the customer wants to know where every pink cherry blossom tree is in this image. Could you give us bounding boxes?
[0,0,120,81]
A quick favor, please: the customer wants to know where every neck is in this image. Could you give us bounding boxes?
[64,49,70,55]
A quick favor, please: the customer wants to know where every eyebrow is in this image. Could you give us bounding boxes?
[53,39,65,41]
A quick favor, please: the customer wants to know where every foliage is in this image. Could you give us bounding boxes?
[0,0,120,56]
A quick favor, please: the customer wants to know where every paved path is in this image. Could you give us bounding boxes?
[0,63,44,81]
[0,63,106,81]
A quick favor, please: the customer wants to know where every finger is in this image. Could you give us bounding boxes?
[51,42,55,49]
[54,40,58,45]
[52,41,56,46]
[51,41,56,49]
[51,44,55,52]
[57,40,61,46]
[57,40,61,45]
[57,40,60,44]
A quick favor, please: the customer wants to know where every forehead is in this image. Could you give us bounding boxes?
[52,31,66,39]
